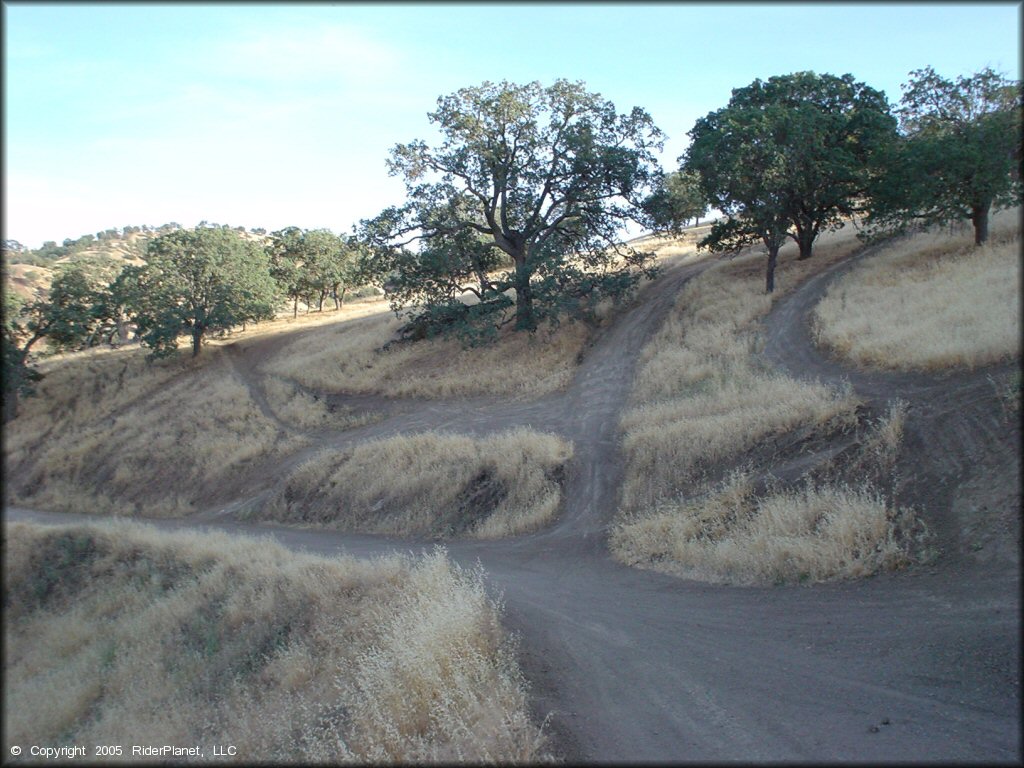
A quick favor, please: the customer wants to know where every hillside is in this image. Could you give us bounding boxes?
[3,213,1020,762]
[2,223,269,300]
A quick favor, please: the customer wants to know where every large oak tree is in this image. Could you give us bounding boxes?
[684,71,896,292]
[866,66,1022,245]
[131,227,279,357]
[361,79,664,341]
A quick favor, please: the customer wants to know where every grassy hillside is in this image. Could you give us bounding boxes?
[2,223,261,300]
[813,208,1021,370]
[612,224,920,584]
[252,429,573,538]
[3,520,547,762]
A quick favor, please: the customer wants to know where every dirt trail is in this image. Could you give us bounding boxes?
[6,246,1020,762]
[760,245,1021,563]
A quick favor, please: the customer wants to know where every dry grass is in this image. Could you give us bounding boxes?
[254,428,573,539]
[258,234,704,402]
[611,471,914,585]
[813,208,1021,371]
[261,375,380,431]
[261,310,596,400]
[620,226,864,513]
[3,520,548,763]
[612,223,929,584]
[3,346,306,517]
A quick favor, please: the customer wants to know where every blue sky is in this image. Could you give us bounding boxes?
[3,2,1020,248]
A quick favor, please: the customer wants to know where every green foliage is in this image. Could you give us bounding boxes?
[685,71,897,290]
[361,79,663,342]
[131,227,279,357]
[3,288,47,419]
[643,170,708,234]
[268,227,362,316]
[865,66,1022,245]
[38,265,107,353]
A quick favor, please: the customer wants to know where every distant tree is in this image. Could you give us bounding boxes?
[268,228,307,318]
[643,169,708,233]
[3,240,26,254]
[1,266,112,418]
[131,227,279,357]
[684,71,896,291]
[270,228,371,315]
[361,79,663,342]
[2,289,44,420]
[40,265,108,352]
[93,265,145,346]
[866,66,1022,245]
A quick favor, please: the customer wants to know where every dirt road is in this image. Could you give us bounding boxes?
[6,247,1020,762]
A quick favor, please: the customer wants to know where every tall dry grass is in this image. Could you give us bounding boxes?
[612,398,920,585]
[3,520,548,763]
[612,223,930,584]
[620,226,864,512]
[611,472,914,585]
[3,346,307,517]
[813,208,1022,370]
[254,428,573,539]
[261,375,380,431]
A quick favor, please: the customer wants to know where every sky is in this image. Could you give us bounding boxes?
[3,1,1021,249]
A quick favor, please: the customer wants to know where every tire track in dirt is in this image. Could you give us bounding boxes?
[760,244,1021,562]
[205,255,714,536]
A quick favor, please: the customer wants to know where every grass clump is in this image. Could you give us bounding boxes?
[611,471,915,585]
[255,428,573,538]
[813,208,1021,371]
[261,375,380,431]
[3,520,548,763]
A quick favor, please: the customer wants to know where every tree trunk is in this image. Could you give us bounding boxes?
[3,387,18,422]
[191,326,202,357]
[765,244,779,294]
[513,258,536,332]
[971,203,990,245]
[293,296,298,318]
[338,286,347,309]
[796,228,815,260]
[318,290,326,312]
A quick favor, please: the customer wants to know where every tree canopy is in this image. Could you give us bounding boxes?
[131,227,279,357]
[642,169,708,234]
[269,227,362,317]
[361,79,664,342]
[684,71,896,291]
[866,66,1022,245]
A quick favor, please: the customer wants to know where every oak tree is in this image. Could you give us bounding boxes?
[362,79,663,341]
[131,226,278,357]
[866,66,1022,245]
[685,72,896,291]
